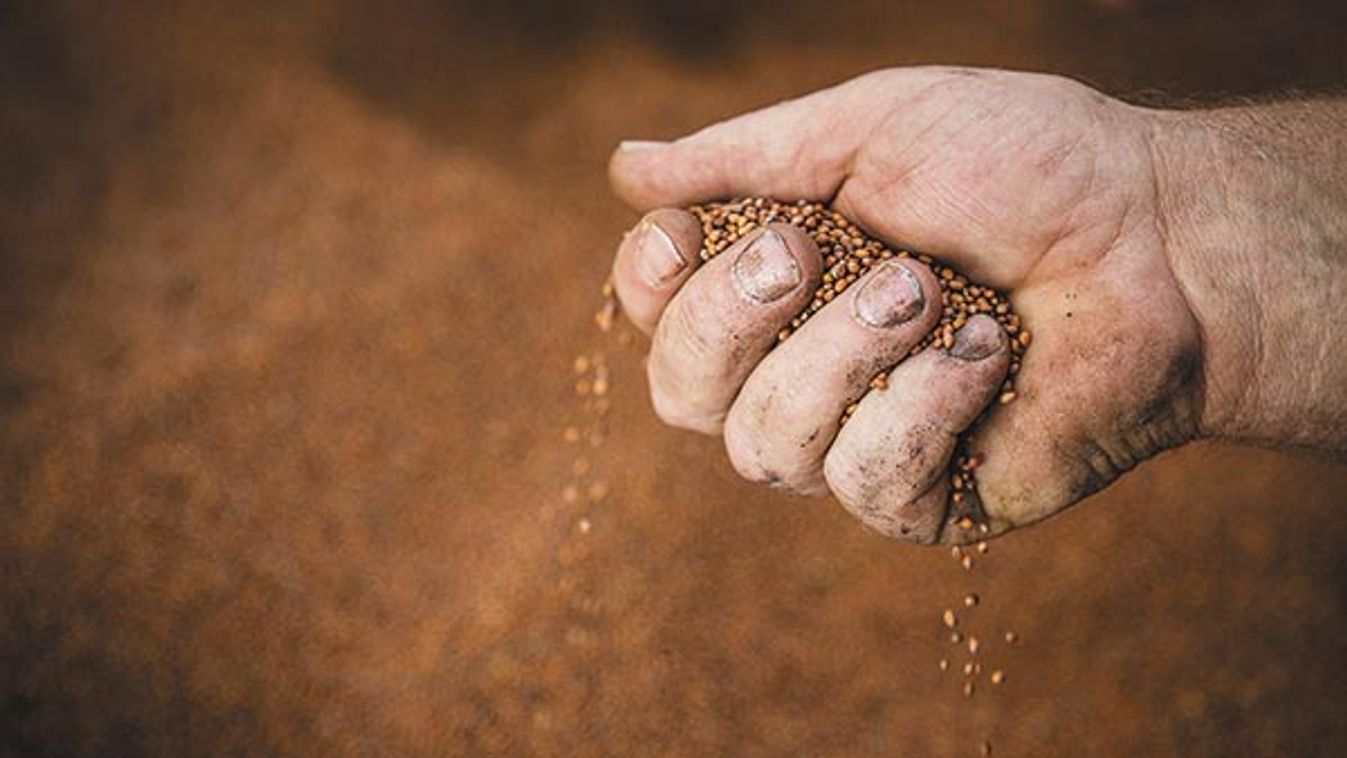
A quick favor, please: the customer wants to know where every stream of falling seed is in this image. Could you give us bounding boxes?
[600,197,1031,754]
[692,198,1031,757]
[942,539,1022,757]
[550,278,629,670]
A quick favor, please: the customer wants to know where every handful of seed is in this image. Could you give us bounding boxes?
[688,197,1030,529]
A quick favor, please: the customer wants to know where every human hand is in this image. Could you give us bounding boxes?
[607,67,1345,542]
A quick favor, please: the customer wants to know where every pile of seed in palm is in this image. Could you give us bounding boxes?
[689,197,1031,530]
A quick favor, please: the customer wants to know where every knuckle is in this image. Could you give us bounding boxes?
[824,451,929,542]
[722,409,768,481]
[656,298,729,368]
[648,370,722,435]
[646,352,730,435]
[825,426,940,541]
[724,377,824,490]
[724,414,811,491]
[823,443,873,516]
[723,399,783,481]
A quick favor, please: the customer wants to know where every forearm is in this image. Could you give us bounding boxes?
[1148,99,1347,455]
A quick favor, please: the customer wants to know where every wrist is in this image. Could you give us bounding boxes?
[1144,104,1347,454]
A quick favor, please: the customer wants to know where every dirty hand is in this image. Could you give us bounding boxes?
[607,67,1347,543]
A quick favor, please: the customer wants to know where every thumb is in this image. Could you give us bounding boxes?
[608,70,922,210]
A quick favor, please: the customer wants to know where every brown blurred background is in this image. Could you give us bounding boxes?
[3,1,1347,756]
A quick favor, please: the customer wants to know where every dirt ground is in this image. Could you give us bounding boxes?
[3,1,1347,756]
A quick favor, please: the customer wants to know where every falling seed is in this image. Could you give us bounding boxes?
[563,426,581,443]
[990,670,1005,685]
[575,379,592,396]
[669,201,1038,716]
[963,661,975,675]
[981,741,993,757]
[586,481,609,502]
[594,301,616,332]
[592,376,609,396]
[577,518,592,534]
[573,356,590,374]
[1004,631,1018,644]
[562,485,579,504]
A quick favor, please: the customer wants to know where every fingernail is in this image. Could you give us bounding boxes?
[853,261,924,327]
[950,316,1004,361]
[633,221,686,287]
[618,140,667,152]
[733,229,800,303]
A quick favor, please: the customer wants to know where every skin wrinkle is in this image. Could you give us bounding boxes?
[1071,329,1203,499]
[1033,137,1144,290]
[1029,220,1201,508]
[1181,104,1347,450]
[1244,237,1271,437]
[785,117,847,201]
[649,300,738,432]
[729,377,822,488]
[862,426,938,512]
[723,257,942,494]
[1077,442,1115,499]
[651,224,821,434]
[1030,116,1091,180]
[1010,90,1107,250]
[735,350,894,489]
[826,77,894,208]
[844,74,968,217]
[1041,111,1169,291]
[1156,114,1261,437]
[1141,117,1215,444]
[828,339,1005,541]
[892,431,951,541]
[1095,430,1136,479]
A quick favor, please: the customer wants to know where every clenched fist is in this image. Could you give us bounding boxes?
[607,67,1347,543]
